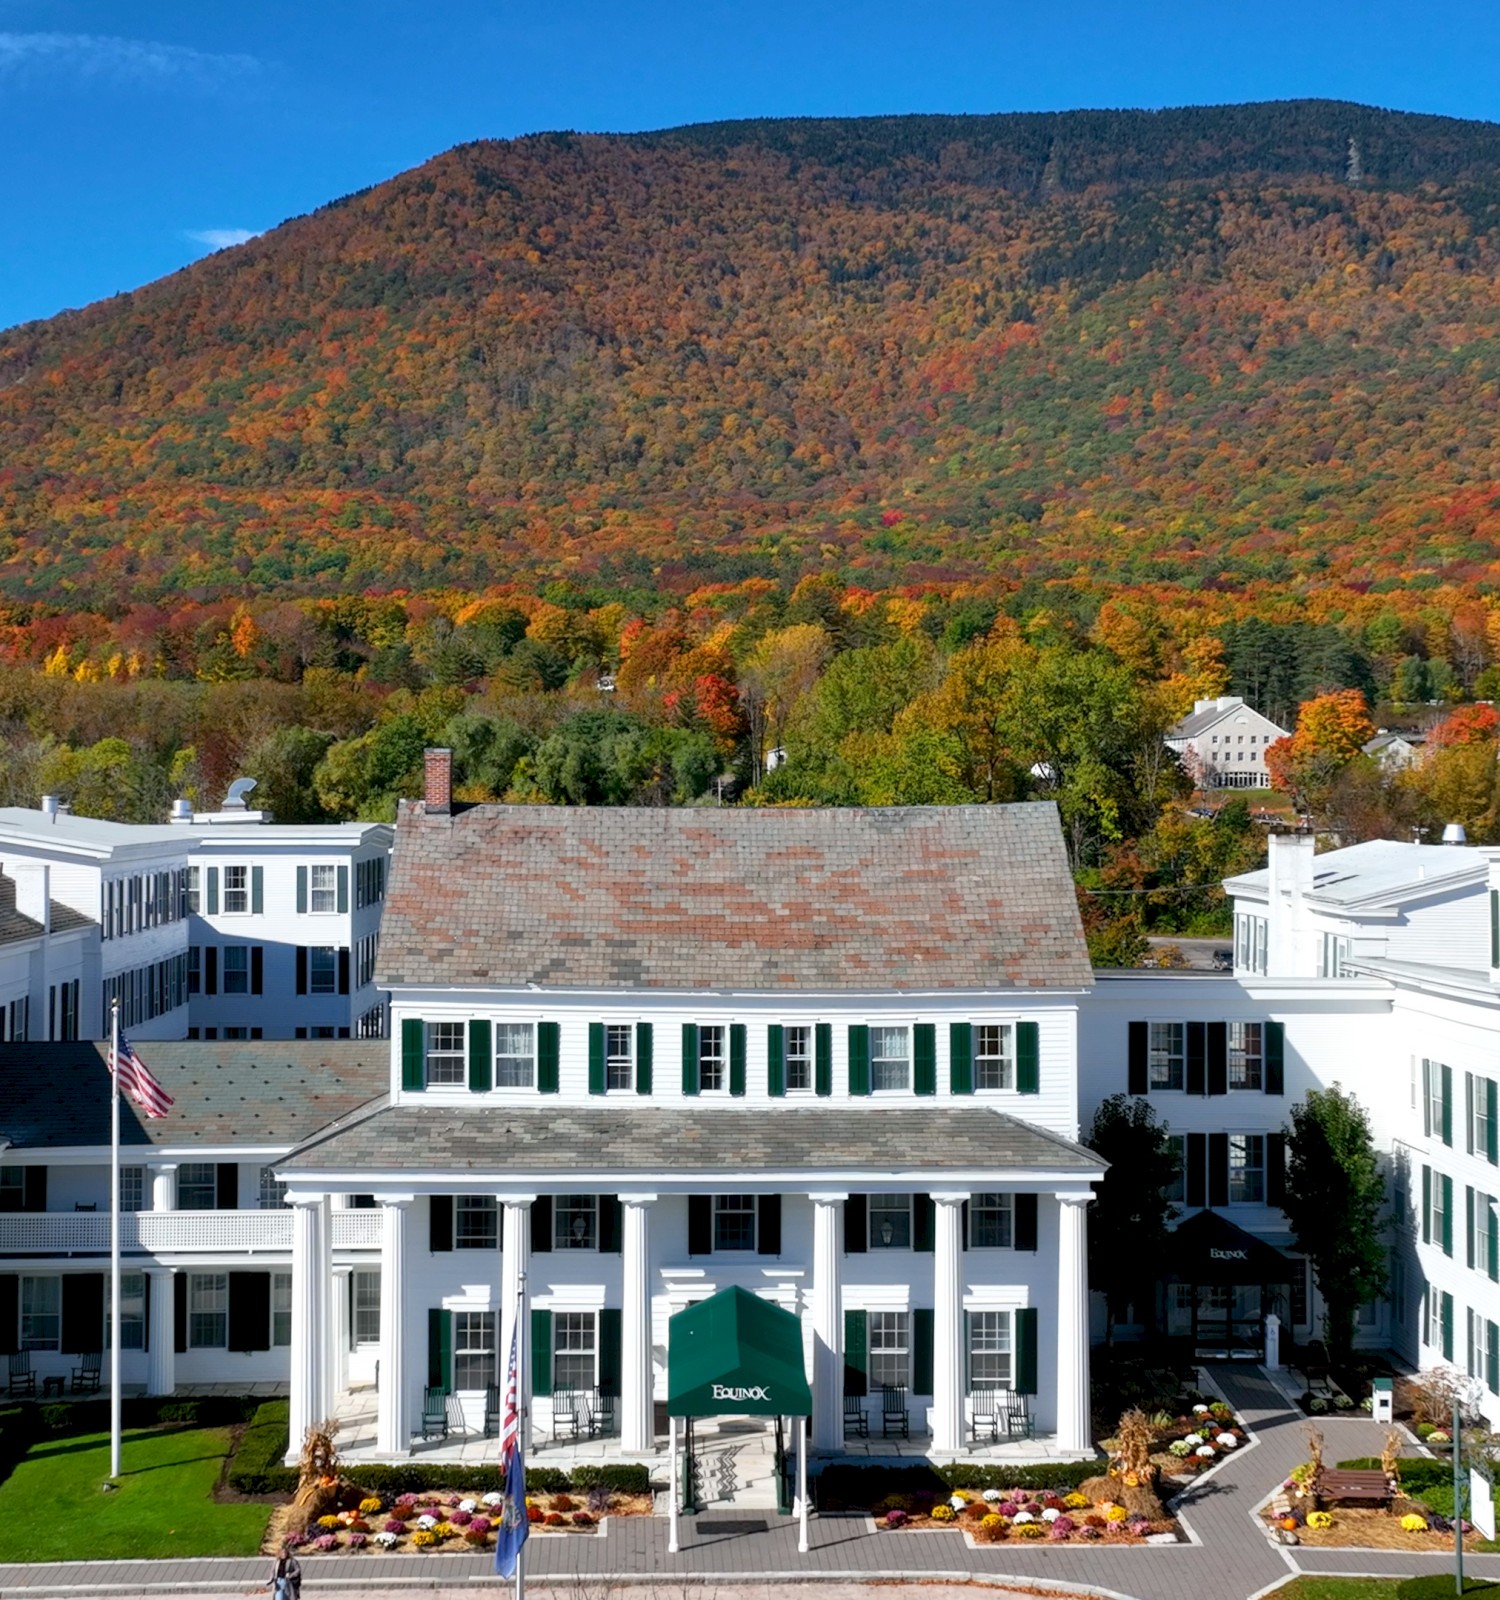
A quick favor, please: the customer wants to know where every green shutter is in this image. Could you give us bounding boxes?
[468,1020,492,1093]
[913,1024,936,1096]
[337,864,349,914]
[1443,1174,1454,1257]
[427,1308,451,1391]
[537,1022,560,1094]
[1469,1187,1477,1269]
[1489,1078,1498,1165]
[843,1309,868,1397]
[730,1023,747,1097]
[206,866,219,915]
[912,1308,934,1396]
[1015,1307,1038,1395]
[815,1023,832,1097]
[1491,1197,1499,1283]
[1489,1322,1499,1395]
[1016,1021,1040,1094]
[250,866,264,914]
[1492,889,1499,969]
[949,1023,973,1095]
[588,1023,606,1096]
[1443,1063,1454,1147]
[1442,1292,1454,1363]
[1423,1060,1433,1138]
[598,1309,622,1398]
[767,1025,785,1098]
[636,1022,653,1096]
[681,1024,699,1096]
[531,1308,552,1397]
[296,866,308,914]
[1264,1022,1285,1095]
[1422,1165,1432,1244]
[402,1018,425,1091]
[848,1025,870,1097]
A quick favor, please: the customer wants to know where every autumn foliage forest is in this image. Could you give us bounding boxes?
[7,100,1500,956]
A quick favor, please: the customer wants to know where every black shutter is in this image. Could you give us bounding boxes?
[844,1194,868,1254]
[1267,1133,1287,1207]
[250,945,263,996]
[174,1273,188,1353]
[295,948,307,996]
[429,1195,453,1253]
[1014,1192,1038,1252]
[1128,1020,1148,1094]
[912,1308,934,1396]
[61,1273,104,1354]
[913,1024,937,1096]
[1186,1022,1206,1096]
[216,1164,238,1210]
[1264,1022,1285,1095]
[687,1195,713,1256]
[530,1196,552,1254]
[338,948,350,995]
[844,1309,868,1397]
[758,1195,782,1256]
[1206,1023,1228,1096]
[815,1023,832,1097]
[22,1167,45,1213]
[205,946,218,995]
[913,1193,935,1252]
[598,1308,622,1398]
[0,1275,16,1354]
[1015,1307,1038,1395]
[228,1271,271,1352]
[767,1025,785,1098]
[599,1195,622,1254]
[1208,1133,1230,1208]
[1186,1133,1207,1208]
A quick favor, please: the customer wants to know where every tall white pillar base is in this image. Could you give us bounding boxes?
[620,1194,656,1453]
[145,1268,175,1396]
[1055,1194,1093,1454]
[288,1193,330,1456]
[810,1194,845,1453]
[932,1194,966,1453]
[376,1198,412,1456]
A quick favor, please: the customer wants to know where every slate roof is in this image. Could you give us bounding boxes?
[280,1103,1105,1179]
[0,874,93,946]
[377,802,1092,992]
[1165,697,1286,740]
[0,1042,385,1151]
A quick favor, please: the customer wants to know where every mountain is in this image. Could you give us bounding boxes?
[6,99,1500,609]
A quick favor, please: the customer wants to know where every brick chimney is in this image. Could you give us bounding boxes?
[424,747,453,815]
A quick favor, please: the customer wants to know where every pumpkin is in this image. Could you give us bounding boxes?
[1281,1517,1298,1531]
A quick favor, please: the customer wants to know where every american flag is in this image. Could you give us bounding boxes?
[500,1319,520,1466]
[494,1320,528,1578]
[110,1029,173,1119]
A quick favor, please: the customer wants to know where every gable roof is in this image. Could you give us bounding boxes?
[376,801,1092,992]
[0,873,94,947]
[0,1041,385,1151]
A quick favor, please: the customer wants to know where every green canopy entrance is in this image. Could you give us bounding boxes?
[667,1285,813,1418]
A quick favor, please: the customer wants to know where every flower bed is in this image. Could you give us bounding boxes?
[1101,1400,1248,1478]
[1264,1502,1481,1552]
[267,1485,647,1556]
[875,1485,1179,1543]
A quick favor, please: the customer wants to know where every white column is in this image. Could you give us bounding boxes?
[932,1193,966,1454]
[332,1265,353,1404]
[1055,1195,1092,1453]
[620,1193,656,1453]
[149,1164,177,1211]
[145,1267,175,1396]
[288,1193,330,1454]
[810,1194,845,1453]
[501,1196,535,1450]
[376,1197,412,1455]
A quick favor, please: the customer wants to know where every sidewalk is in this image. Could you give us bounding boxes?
[0,1365,1496,1598]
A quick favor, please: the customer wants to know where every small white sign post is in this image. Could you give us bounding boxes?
[1473,1466,1496,1542]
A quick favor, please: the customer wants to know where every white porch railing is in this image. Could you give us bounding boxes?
[0,1209,382,1254]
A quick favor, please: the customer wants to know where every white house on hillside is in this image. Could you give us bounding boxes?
[1166,696,1288,790]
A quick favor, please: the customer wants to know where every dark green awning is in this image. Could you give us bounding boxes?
[667,1285,813,1418]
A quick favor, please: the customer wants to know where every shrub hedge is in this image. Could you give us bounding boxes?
[227,1400,297,1495]
[815,1458,1101,1508]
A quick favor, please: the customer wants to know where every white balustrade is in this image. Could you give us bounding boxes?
[0,1208,381,1255]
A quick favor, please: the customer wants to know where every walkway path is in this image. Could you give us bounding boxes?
[0,1365,1496,1598]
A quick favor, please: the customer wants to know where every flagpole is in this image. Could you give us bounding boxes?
[109,999,121,1482]
[515,1266,526,1600]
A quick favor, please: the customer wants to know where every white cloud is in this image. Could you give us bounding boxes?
[185,228,261,252]
[0,32,259,85]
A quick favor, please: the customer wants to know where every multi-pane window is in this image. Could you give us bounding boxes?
[20,1276,60,1350]
[869,1194,912,1250]
[355,857,386,908]
[1149,1023,1185,1090]
[974,1025,1013,1090]
[698,1026,726,1092]
[223,866,249,915]
[353,1270,381,1345]
[1428,1063,1448,1144]
[0,1169,22,1211]
[108,1273,145,1351]
[1228,1023,1263,1090]
[358,1002,386,1039]
[455,1195,498,1250]
[178,1163,217,1209]
[272,1273,292,1346]
[188,946,200,995]
[258,1167,287,1209]
[308,947,337,994]
[870,1026,909,1092]
[186,866,200,914]
[713,1193,756,1251]
[119,1166,144,1213]
[1471,1074,1494,1160]
[969,1310,1012,1388]
[869,1311,909,1389]
[1229,1135,1266,1204]
[1234,913,1268,975]
[1469,1309,1487,1383]
[1164,1134,1187,1203]
[968,1193,1013,1249]
[454,1311,496,1390]
[1318,933,1350,978]
[785,1025,812,1092]
[604,1025,633,1091]
[1430,1171,1449,1247]
[1426,1289,1444,1350]
[1475,1193,1495,1278]
[355,933,379,989]
[189,1273,228,1348]
[553,1312,596,1392]
[494,1023,535,1089]
[222,945,249,995]
[309,864,338,914]
[556,1195,598,1250]
[425,1022,467,1086]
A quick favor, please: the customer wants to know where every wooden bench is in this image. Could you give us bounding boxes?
[1318,1469,1391,1508]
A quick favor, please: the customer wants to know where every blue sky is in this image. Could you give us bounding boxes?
[2,0,1497,332]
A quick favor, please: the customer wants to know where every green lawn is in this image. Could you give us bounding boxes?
[0,1424,270,1561]
[1275,1583,1402,1600]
